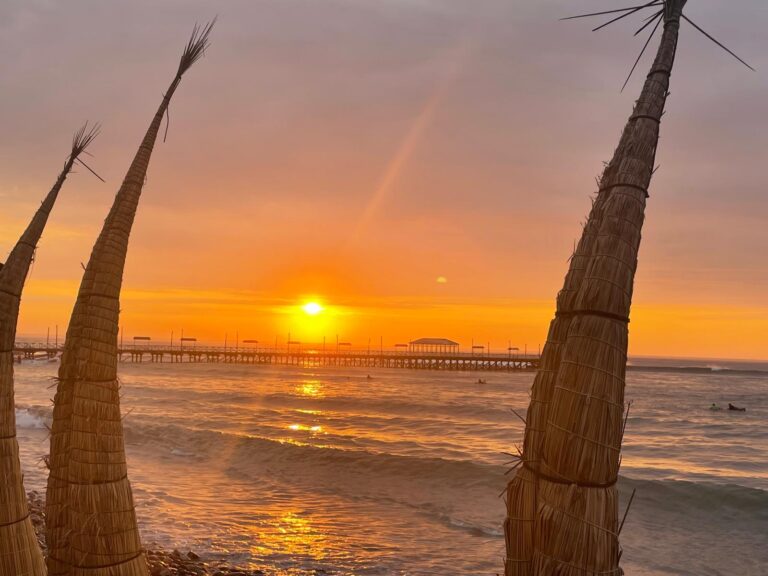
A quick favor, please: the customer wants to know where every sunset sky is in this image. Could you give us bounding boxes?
[1,0,767,359]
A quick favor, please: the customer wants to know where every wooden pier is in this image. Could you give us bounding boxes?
[12,343,540,372]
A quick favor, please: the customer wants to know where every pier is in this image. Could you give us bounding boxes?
[12,343,539,372]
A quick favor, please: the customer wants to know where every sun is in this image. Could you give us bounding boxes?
[302,302,323,316]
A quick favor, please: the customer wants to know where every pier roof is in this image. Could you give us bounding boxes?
[409,338,459,346]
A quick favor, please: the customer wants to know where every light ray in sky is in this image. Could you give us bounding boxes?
[348,35,476,244]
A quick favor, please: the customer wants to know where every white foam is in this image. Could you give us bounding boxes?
[15,408,46,429]
[448,517,504,537]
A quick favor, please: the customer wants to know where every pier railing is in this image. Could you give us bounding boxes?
[12,342,540,372]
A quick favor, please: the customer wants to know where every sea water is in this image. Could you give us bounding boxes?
[13,359,768,575]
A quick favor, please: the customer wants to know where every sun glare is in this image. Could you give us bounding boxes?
[303,302,323,315]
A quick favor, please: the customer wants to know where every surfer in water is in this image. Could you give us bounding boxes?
[728,403,746,412]
[709,403,721,411]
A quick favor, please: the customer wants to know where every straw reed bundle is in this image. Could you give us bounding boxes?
[505,2,687,574]
[45,22,213,576]
[505,191,614,574]
[0,125,98,576]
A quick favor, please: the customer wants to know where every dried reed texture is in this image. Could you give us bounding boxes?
[45,22,213,576]
[533,481,621,575]
[504,465,537,575]
[0,125,98,576]
[531,4,686,574]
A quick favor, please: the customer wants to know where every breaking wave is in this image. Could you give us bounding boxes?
[15,407,47,429]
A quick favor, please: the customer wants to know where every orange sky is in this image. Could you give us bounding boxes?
[1,1,767,359]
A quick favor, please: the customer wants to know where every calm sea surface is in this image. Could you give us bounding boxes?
[13,358,768,575]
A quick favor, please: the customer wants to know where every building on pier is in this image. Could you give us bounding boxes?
[408,338,459,355]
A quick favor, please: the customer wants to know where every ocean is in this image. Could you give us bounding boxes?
[13,358,768,575]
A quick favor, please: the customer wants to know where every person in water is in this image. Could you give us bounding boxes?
[728,403,746,412]
[710,403,721,411]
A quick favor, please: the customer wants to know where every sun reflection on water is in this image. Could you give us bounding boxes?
[249,511,329,560]
[297,379,324,398]
[287,424,323,432]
